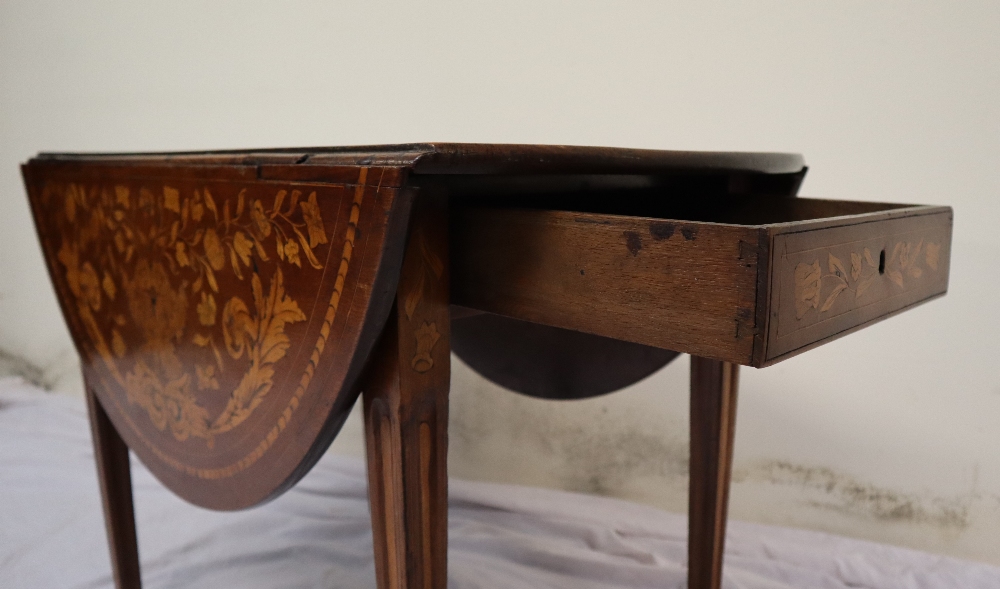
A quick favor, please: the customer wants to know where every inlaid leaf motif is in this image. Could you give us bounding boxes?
[250,200,271,240]
[197,292,217,326]
[855,276,876,298]
[820,283,848,312]
[275,233,286,262]
[794,238,939,319]
[926,242,940,270]
[864,248,877,268]
[828,253,847,278]
[203,187,218,220]
[212,268,306,434]
[794,261,822,319]
[271,190,286,218]
[228,245,244,280]
[888,269,904,287]
[286,190,301,215]
[175,241,190,267]
[203,229,226,271]
[292,227,321,269]
[79,262,102,311]
[191,199,204,223]
[115,186,130,209]
[102,273,116,300]
[163,187,181,213]
[201,259,219,293]
[236,189,246,218]
[232,231,253,267]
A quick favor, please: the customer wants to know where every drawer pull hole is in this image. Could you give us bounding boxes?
[878,249,886,274]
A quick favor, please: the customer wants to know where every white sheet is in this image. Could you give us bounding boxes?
[1,376,998,589]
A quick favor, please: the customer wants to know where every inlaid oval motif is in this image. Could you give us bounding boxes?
[26,165,403,509]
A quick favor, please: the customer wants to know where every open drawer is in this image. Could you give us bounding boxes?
[450,196,952,367]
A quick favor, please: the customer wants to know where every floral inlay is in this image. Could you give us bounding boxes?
[53,182,331,445]
[793,239,940,320]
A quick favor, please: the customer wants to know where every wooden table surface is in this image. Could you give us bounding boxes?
[22,144,952,589]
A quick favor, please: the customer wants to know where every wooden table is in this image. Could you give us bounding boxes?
[22,144,952,589]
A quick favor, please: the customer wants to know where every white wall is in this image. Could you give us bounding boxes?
[2,0,998,565]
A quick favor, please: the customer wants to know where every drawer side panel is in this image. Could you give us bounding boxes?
[451,209,761,364]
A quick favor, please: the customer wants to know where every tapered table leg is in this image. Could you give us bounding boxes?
[363,195,450,589]
[688,357,739,589]
[86,387,142,589]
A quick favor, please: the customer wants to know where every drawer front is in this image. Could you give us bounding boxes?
[764,209,952,363]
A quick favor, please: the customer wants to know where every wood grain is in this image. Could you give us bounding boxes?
[451,313,680,400]
[688,357,740,589]
[21,161,414,510]
[451,202,953,367]
[762,208,952,364]
[451,208,762,364]
[86,387,142,589]
[363,194,450,589]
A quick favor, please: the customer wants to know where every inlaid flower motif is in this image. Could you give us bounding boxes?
[196,364,219,391]
[222,296,253,360]
[197,292,217,326]
[284,238,301,267]
[102,273,116,301]
[203,228,226,271]
[250,199,272,240]
[300,192,327,248]
[53,180,334,446]
[57,241,82,298]
[794,261,822,319]
[78,262,102,311]
[124,260,188,346]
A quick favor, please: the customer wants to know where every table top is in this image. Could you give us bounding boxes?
[34,142,806,176]
[23,144,950,512]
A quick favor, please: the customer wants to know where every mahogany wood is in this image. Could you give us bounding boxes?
[363,195,450,589]
[20,144,953,589]
[688,357,740,589]
[22,162,413,510]
[450,199,952,367]
[452,311,680,400]
[86,388,142,589]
